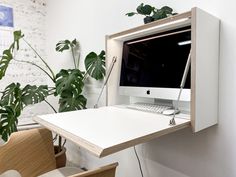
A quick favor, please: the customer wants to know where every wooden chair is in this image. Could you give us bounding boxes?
[41,163,118,177]
[0,128,118,177]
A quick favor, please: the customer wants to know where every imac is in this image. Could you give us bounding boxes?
[119,27,191,101]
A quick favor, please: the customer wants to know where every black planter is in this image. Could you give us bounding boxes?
[144,16,154,24]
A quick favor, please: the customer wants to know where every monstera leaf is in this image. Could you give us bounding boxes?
[0,83,23,117]
[12,30,24,51]
[55,69,84,96]
[55,69,86,112]
[21,85,48,106]
[126,12,137,17]
[0,31,24,80]
[152,9,168,20]
[161,6,173,14]
[152,6,175,20]
[0,50,13,80]
[84,50,105,80]
[58,90,87,112]
[0,105,18,141]
[0,84,48,141]
[136,3,154,15]
[0,83,21,105]
[56,39,78,52]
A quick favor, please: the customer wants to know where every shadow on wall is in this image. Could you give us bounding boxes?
[141,126,224,177]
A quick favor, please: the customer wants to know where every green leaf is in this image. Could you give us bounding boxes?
[0,49,13,80]
[126,12,137,17]
[0,83,23,118]
[55,69,84,96]
[12,30,24,50]
[21,85,48,106]
[0,83,49,141]
[84,50,106,80]
[56,40,70,52]
[55,69,86,112]
[0,83,22,105]
[71,39,77,46]
[0,105,18,141]
[136,3,154,16]
[161,6,173,14]
[58,90,87,112]
[55,39,79,52]
[152,6,176,21]
[0,31,24,80]
[152,9,168,20]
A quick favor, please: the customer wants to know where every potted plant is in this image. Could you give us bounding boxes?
[126,3,177,24]
[0,31,105,167]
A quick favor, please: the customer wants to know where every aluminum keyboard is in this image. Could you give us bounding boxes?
[127,103,172,114]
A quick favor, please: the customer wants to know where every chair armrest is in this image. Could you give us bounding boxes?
[69,163,118,177]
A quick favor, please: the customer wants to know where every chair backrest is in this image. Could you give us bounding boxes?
[70,162,118,177]
[0,128,56,177]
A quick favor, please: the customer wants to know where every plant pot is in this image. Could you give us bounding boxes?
[144,16,154,24]
[54,146,67,168]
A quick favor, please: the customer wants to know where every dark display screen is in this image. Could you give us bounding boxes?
[120,27,191,89]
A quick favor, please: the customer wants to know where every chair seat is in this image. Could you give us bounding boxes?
[0,167,83,177]
[0,170,21,177]
[38,167,84,177]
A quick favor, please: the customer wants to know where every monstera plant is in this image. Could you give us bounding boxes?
[0,31,105,152]
[126,3,177,24]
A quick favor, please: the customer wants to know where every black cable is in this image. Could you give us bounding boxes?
[63,139,67,147]
[134,146,144,177]
[53,134,58,142]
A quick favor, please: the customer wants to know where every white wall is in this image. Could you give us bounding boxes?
[46,0,236,177]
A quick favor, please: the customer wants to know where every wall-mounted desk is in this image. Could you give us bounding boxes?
[34,7,219,158]
[34,106,190,158]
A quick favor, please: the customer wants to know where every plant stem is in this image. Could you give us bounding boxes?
[77,51,81,69]
[71,46,77,69]
[82,71,89,81]
[44,99,57,113]
[13,59,55,82]
[48,93,55,96]
[48,88,56,94]
[23,38,56,81]
[48,88,56,92]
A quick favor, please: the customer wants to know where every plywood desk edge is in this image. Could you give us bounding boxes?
[34,116,190,158]
[100,120,190,157]
[33,116,104,157]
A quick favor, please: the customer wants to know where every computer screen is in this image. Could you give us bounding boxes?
[119,27,191,100]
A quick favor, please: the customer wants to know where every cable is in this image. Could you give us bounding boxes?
[63,139,67,147]
[134,146,144,177]
[53,134,58,142]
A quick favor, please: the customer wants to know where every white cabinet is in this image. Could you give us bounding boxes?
[106,7,220,133]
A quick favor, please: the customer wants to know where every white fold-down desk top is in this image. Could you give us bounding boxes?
[34,106,190,157]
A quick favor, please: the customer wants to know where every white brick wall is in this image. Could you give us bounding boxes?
[0,0,50,125]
